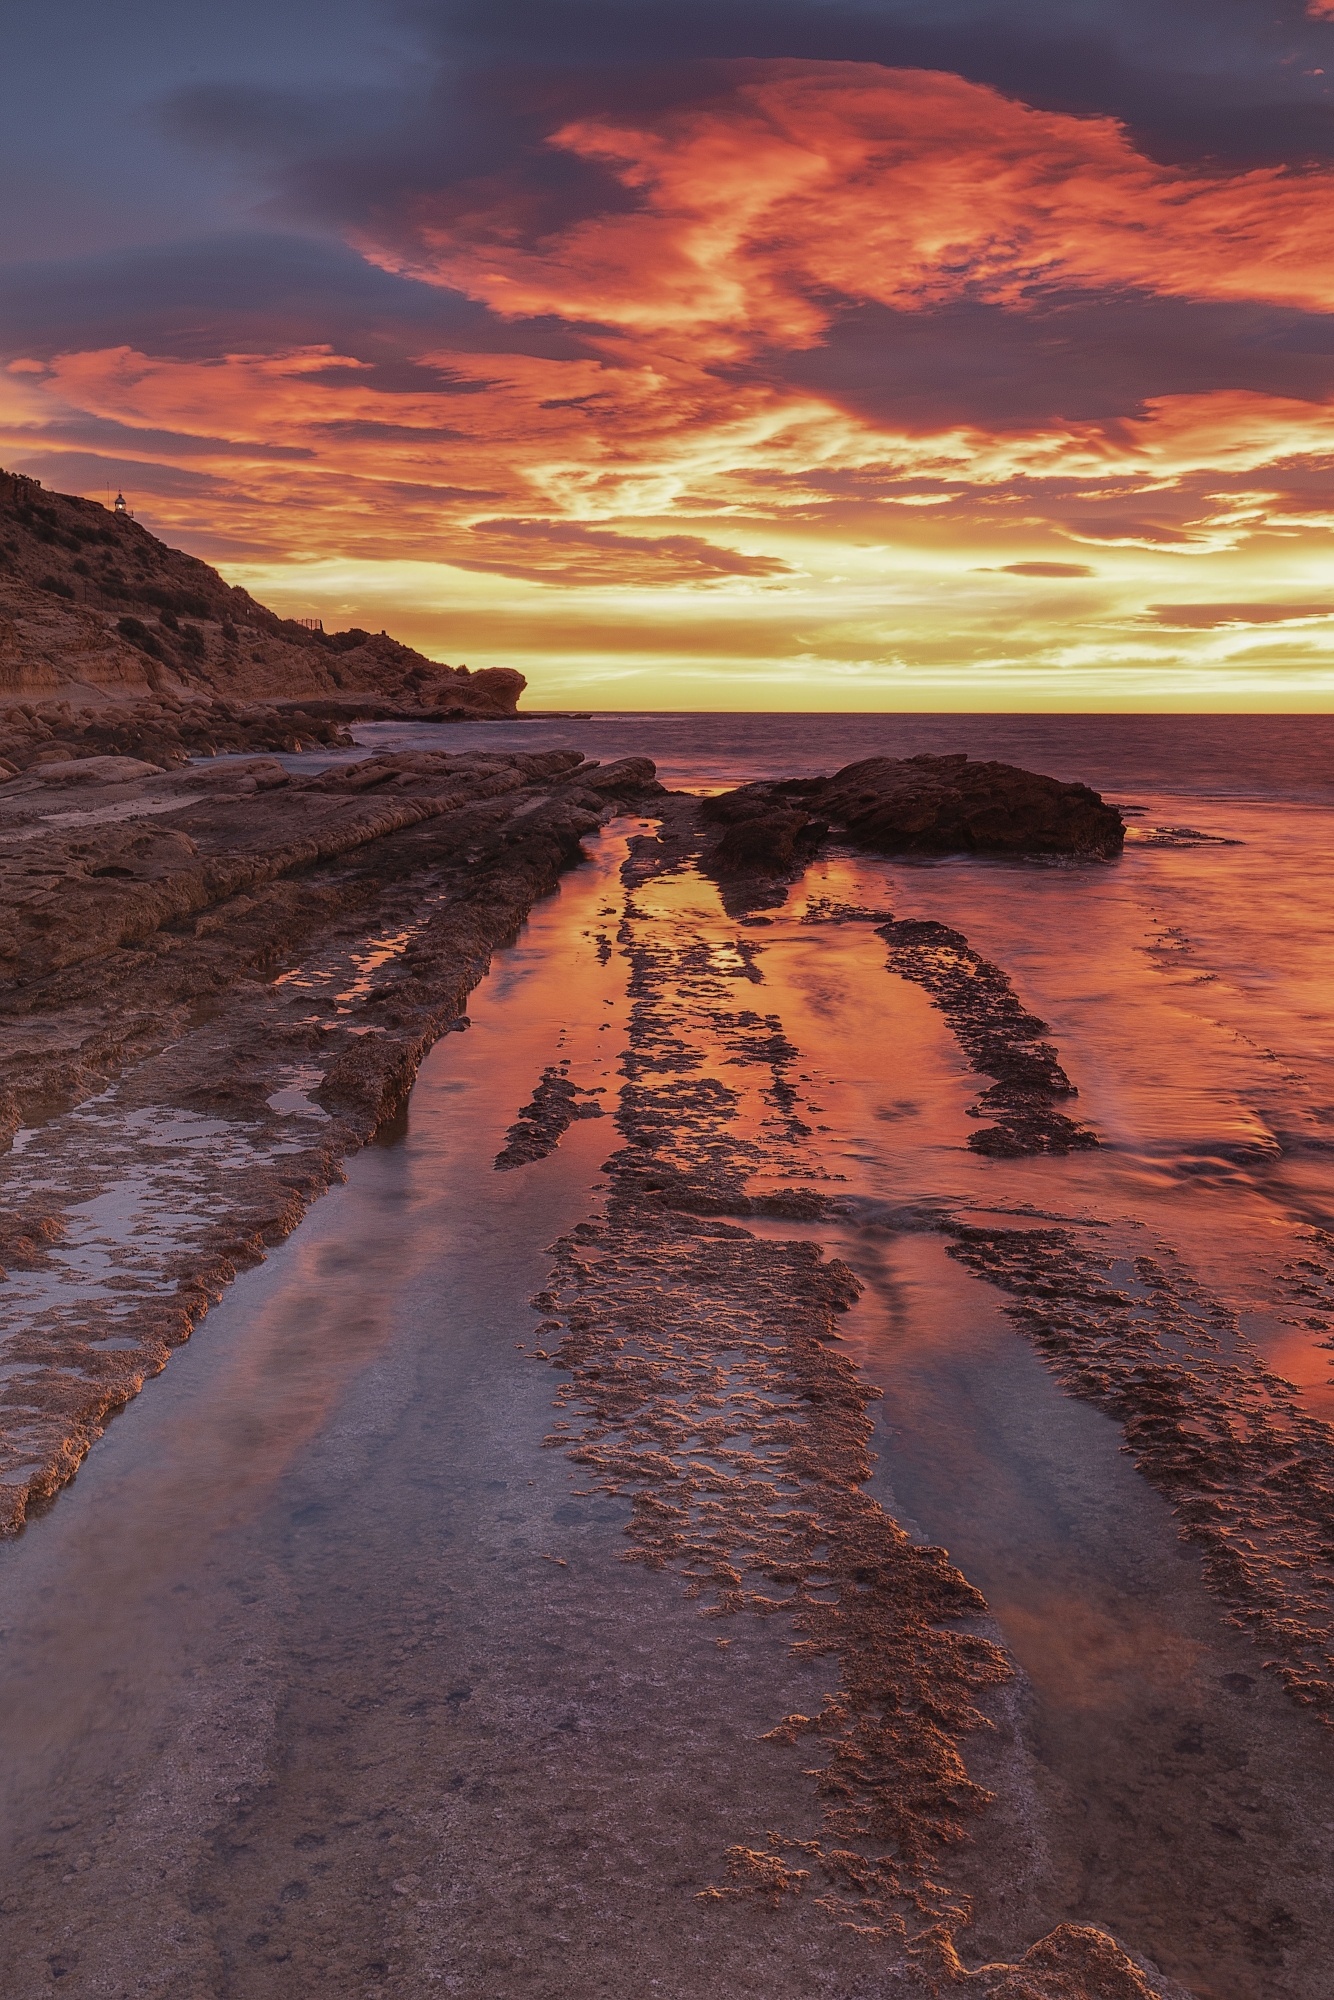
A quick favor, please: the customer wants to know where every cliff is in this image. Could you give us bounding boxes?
[0,468,523,718]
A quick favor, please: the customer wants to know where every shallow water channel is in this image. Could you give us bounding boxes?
[2,819,1333,1999]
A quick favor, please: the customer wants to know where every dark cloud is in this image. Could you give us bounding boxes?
[411,0,1334,167]
[6,453,231,499]
[0,234,606,367]
[1147,602,1334,627]
[18,416,314,461]
[312,419,471,440]
[138,11,1334,325]
[772,293,1334,432]
[159,65,649,261]
[991,563,1096,577]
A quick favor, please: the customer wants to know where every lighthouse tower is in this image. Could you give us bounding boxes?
[113,491,129,517]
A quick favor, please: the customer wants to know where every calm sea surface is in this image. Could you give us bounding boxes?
[348,707,1334,802]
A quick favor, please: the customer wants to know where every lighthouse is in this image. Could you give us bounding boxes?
[114,491,128,517]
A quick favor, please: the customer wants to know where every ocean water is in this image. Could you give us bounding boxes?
[3,712,1334,1997]
[344,707,1334,803]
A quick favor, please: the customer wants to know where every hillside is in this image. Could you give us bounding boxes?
[0,468,523,717]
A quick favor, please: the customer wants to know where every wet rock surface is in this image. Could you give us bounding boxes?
[495,1064,605,1169]
[709,807,827,875]
[801,901,1098,1157]
[948,1219,1334,1723]
[0,746,662,1530]
[3,760,1330,1998]
[538,901,1014,1942]
[524,849,1193,1995]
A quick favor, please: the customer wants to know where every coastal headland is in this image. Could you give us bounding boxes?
[0,466,525,771]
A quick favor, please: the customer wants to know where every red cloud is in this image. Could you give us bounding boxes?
[357,63,1334,351]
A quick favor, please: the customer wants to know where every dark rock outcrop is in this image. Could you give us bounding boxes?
[814,753,1124,856]
[0,690,356,771]
[495,1066,605,1170]
[703,752,1123,865]
[877,916,1098,1155]
[710,807,825,873]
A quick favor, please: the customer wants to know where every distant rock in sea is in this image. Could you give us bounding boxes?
[702,750,1125,864]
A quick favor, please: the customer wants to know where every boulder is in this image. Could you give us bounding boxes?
[812,753,1123,857]
[711,809,814,872]
[702,753,1123,862]
[26,755,165,785]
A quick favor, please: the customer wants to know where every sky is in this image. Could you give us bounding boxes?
[4,2,1334,709]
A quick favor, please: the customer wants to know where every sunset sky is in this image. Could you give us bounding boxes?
[5,2,1334,708]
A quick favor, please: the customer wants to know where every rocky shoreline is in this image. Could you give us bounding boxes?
[0,469,524,715]
[1,735,1226,1995]
[0,744,662,1531]
[0,745,1131,1536]
[0,465,534,786]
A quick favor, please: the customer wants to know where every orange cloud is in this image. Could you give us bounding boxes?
[5,59,1334,706]
[361,64,1334,349]
[8,339,1334,581]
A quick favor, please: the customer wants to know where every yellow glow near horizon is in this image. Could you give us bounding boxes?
[229,554,1334,711]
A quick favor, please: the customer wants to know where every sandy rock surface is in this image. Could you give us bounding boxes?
[21,754,166,784]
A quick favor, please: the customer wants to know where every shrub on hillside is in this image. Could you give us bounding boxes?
[117,615,164,660]
[39,575,75,599]
[139,584,213,620]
